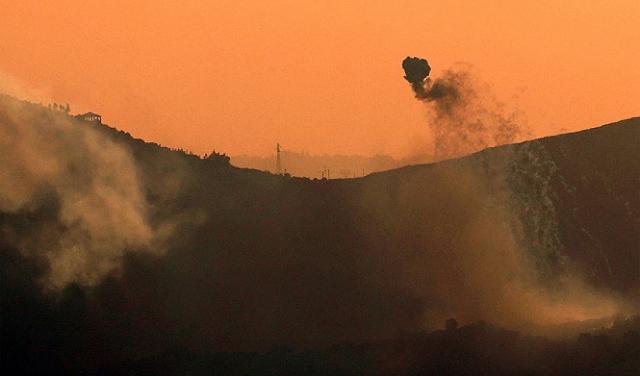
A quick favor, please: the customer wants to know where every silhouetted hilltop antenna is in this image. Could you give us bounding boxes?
[321,166,330,180]
[275,143,283,175]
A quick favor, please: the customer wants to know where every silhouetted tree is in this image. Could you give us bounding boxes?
[205,150,231,165]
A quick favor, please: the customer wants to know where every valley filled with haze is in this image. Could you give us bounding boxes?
[1,93,638,374]
[3,2,639,373]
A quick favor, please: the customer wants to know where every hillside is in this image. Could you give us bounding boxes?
[1,94,638,374]
[230,150,431,179]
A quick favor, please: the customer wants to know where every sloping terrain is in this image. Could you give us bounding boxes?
[1,94,638,374]
[537,121,639,293]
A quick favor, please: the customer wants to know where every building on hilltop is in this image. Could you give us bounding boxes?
[77,112,101,123]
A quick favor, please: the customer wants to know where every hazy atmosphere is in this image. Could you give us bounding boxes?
[1,1,639,375]
[1,1,638,158]
[2,95,638,374]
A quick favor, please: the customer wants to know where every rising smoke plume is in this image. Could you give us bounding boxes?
[402,56,525,160]
[398,57,634,329]
[356,150,627,337]
[0,95,168,289]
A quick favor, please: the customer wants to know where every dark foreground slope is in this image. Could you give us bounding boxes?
[537,121,639,293]
[1,95,638,374]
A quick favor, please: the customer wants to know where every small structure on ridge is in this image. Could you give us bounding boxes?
[78,112,102,123]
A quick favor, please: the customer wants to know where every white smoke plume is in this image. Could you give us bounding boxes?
[0,94,165,289]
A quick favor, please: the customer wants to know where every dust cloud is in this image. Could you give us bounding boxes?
[0,95,166,289]
[356,148,627,336]
[394,58,625,330]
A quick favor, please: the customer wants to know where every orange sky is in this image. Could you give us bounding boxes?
[1,1,638,158]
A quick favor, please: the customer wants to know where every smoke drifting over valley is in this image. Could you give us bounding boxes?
[1,93,638,374]
[403,57,525,159]
[356,145,629,331]
[0,96,168,289]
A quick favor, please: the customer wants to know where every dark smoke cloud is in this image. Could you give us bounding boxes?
[402,56,431,86]
[403,57,526,160]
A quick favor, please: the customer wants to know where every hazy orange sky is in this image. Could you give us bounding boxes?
[1,1,638,158]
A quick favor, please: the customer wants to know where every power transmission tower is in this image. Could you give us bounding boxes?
[276,143,283,175]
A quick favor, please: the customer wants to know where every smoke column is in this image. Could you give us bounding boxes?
[0,95,166,289]
[402,57,525,160]
[398,57,630,331]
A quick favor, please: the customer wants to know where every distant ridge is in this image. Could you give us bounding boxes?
[1,93,638,373]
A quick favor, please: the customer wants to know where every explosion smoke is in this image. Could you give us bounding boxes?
[402,56,525,160]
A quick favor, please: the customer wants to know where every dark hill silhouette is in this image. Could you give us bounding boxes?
[231,150,415,179]
[1,93,638,374]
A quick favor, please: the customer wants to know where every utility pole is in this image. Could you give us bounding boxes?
[276,143,283,175]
